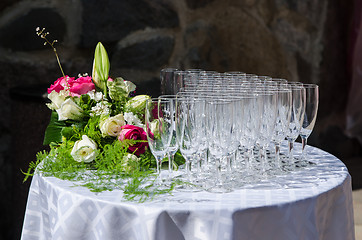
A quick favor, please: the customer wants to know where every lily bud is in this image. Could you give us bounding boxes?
[124,95,151,113]
[92,42,110,91]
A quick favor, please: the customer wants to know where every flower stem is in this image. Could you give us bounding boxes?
[53,48,65,78]
[36,27,65,79]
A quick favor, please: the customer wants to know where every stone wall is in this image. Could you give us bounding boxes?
[0,0,355,239]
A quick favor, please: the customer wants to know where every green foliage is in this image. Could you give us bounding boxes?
[22,151,44,182]
[94,140,130,172]
[138,150,156,169]
[83,115,103,145]
[109,98,128,115]
[26,40,187,202]
[43,112,66,145]
[25,137,185,202]
[174,150,185,166]
[78,94,95,115]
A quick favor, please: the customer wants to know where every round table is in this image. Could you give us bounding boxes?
[21,145,355,240]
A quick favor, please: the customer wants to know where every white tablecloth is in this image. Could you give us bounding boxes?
[21,145,355,240]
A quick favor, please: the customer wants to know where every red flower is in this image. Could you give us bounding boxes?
[68,76,95,97]
[47,75,95,97]
[47,75,74,94]
[118,125,148,156]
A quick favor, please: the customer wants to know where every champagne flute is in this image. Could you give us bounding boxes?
[160,68,179,95]
[237,93,261,182]
[255,89,278,175]
[285,84,306,169]
[145,98,173,183]
[158,95,178,178]
[206,98,234,192]
[175,96,201,190]
[271,85,292,172]
[299,84,319,163]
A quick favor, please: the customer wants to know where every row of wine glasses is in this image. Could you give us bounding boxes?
[148,69,319,191]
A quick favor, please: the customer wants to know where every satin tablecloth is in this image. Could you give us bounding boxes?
[21,145,355,240]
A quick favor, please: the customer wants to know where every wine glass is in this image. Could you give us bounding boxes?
[285,84,306,169]
[175,96,201,190]
[174,70,187,94]
[158,95,178,178]
[255,89,278,175]
[299,84,319,163]
[160,68,179,95]
[145,98,173,183]
[206,98,234,192]
[237,93,261,182]
[271,86,292,172]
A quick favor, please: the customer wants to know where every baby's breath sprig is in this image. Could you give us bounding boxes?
[36,27,65,78]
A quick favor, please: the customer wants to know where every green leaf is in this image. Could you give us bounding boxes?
[43,111,67,145]
[61,127,75,139]
[174,150,185,166]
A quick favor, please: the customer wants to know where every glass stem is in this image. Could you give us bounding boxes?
[215,157,222,186]
[275,142,281,169]
[288,140,295,165]
[168,152,174,173]
[185,157,191,182]
[155,156,161,175]
[200,149,207,171]
[246,147,254,174]
[155,156,163,184]
[226,155,232,173]
[234,150,239,170]
[197,153,202,174]
[260,146,267,175]
[205,149,210,168]
[167,152,175,180]
[301,137,308,160]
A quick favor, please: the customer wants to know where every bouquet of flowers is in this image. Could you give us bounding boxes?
[43,42,152,165]
[24,28,184,200]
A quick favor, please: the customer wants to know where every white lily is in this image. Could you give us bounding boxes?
[92,42,110,92]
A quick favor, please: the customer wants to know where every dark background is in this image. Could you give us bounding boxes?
[0,0,361,239]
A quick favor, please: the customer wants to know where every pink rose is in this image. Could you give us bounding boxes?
[118,125,148,156]
[47,75,74,94]
[68,76,95,97]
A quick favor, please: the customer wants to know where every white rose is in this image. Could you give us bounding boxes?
[47,90,68,110]
[56,98,83,121]
[99,114,126,137]
[71,135,98,163]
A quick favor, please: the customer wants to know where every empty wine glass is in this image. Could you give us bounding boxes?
[285,84,306,169]
[237,94,261,181]
[299,84,319,163]
[158,95,178,178]
[271,86,292,172]
[255,89,278,175]
[175,97,201,190]
[160,68,179,95]
[145,98,173,183]
[206,98,234,192]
